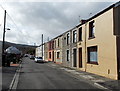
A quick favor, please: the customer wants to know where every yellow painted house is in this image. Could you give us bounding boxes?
[77,2,120,80]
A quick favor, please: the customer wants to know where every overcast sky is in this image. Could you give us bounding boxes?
[0,0,117,46]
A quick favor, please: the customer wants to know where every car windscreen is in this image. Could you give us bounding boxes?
[37,57,42,59]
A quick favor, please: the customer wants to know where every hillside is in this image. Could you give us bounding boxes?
[0,41,37,54]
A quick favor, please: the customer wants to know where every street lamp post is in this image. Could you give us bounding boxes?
[2,10,10,66]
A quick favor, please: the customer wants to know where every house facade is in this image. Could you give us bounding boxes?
[35,47,42,57]
[54,35,63,64]
[35,44,44,59]
[62,31,72,67]
[41,1,120,80]
[48,40,54,61]
[44,42,49,61]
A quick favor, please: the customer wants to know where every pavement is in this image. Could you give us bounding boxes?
[2,62,20,91]
[50,62,120,90]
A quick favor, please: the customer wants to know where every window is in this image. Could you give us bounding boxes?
[49,42,51,50]
[52,41,54,49]
[67,50,70,61]
[49,52,51,59]
[89,20,95,38]
[67,33,70,45]
[73,30,77,43]
[58,38,59,47]
[54,40,56,48]
[87,46,98,64]
[57,52,60,59]
[46,52,48,58]
[79,27,82,41]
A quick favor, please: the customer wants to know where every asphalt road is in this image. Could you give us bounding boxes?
[17,57,101,90]
[0,67,2,91]
[0,53,2,67]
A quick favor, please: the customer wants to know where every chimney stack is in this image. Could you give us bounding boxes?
[80,19,86,24]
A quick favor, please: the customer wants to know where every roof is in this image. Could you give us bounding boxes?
[43,1,120,44]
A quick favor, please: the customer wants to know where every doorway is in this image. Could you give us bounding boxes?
[52,51,54,62]
[79,48,82,68]
[73,49,77,67]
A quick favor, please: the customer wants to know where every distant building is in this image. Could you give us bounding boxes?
[35,45,44,59]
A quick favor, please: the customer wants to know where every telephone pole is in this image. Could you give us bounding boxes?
[2,10,6,66]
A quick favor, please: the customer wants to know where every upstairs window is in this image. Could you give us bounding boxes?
[73,30,77,43]
[87,46,98,65]
[79,27,82,41]
[52,41,54,49]
[54,40,56,48]
[66,33,70,45]
[58,38,59,47]
[89,20,95,38]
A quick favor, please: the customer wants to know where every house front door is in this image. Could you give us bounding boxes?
[73,49,77,67]
[79,48,82,68]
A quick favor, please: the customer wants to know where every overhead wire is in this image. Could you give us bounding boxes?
[0,4,43,45]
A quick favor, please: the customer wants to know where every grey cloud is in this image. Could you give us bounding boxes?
[0,2,115,45]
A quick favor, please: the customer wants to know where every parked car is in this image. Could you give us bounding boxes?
[24,54,29,57]
[34,57,44,63]
[29,55,34,59]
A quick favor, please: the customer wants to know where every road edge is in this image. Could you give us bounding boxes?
[8,61,22,91]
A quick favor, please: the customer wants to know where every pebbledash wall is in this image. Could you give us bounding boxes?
[54,35,63,64]
[36,2,120,80]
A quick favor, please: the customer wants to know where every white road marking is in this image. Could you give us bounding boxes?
[8,63,22,90]
[92,79,105,82]
[94,82,109,90]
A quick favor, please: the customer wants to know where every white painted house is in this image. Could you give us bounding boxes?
[35,45,44,60]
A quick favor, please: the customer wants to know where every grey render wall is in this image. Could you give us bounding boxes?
[62,31,72,67]
[55,36,62,63]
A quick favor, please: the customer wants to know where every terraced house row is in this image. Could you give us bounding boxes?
[36,2,120,80]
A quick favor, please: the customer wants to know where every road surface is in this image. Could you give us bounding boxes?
[17,57,102,90]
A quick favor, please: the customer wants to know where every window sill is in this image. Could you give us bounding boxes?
[87,62,98,65]
[88,36,95,40]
